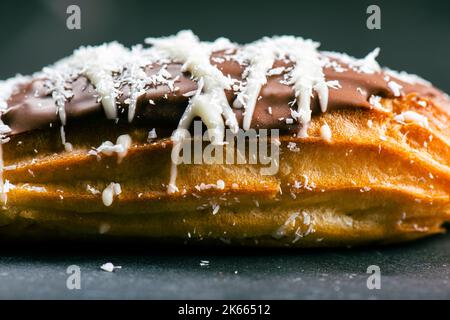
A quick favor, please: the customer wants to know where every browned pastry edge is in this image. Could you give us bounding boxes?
[2,31,450,246]
[1,94,449,246]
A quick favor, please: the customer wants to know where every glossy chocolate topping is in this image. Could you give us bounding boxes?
[2,49,448,137]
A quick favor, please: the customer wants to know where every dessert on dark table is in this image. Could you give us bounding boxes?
[1,30,449,247]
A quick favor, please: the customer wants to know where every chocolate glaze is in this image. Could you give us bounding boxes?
[2,51,449,137]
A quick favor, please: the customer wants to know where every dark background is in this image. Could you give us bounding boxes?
[0,0,449,92]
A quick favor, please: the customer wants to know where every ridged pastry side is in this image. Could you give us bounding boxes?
[0,94,449,246]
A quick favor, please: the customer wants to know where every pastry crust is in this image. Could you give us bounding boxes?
[1,94,449,246]
[1,31,449,246]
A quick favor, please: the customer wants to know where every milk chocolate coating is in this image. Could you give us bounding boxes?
[2,51,449,136]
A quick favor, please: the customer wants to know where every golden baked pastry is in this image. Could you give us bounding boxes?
[1,30,449,246]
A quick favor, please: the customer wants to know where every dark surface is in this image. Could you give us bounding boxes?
[0,233,449,299]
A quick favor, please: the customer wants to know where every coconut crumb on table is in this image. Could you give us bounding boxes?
[100,262,122,272]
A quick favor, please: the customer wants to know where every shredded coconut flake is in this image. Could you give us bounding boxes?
[324,48,381,74]
[369,95,384,109]
[100,262,122,272]
[216,179,225,190]
[394,111,429,128]
[384,68,431,86]
[212,203,220,215]
[388,80,403,97]
[320,123,332,142]
[147,128,157,142]
[87,184,101,195]
[102,182,122,207]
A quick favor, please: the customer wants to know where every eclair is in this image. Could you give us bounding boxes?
[0,30,449,246]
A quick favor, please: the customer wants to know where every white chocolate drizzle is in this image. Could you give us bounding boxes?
[89,134,132,163]
[146,31,239,139]
[70,42,129,119]
[0,31,439,197]
[280,37,328,137]
[236,36,329,136]
[40,43,130,152]
[146,30,239,193]
[59,126,73,152]
[233,39,277,130]
[119,45,157,122]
